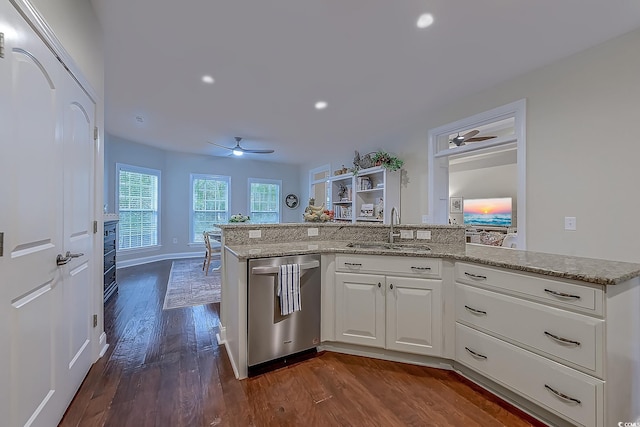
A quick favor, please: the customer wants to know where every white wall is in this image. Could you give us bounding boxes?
[304,27,640,263]
[105,134,304,263]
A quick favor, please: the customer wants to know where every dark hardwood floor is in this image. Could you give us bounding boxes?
[60,259,545,427]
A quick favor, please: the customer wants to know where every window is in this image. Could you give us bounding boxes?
[191,174,230,243]
[117,163,160,250]
[248,178,281,223]
[309,164,330,206]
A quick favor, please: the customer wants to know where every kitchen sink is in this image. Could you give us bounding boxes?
[346,242,431,251]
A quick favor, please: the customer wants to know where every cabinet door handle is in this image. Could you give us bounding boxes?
[344,262,362,267]
[378,282,381,288]
[411,266,431,271]
[544,384,581,405]
[544,289,581,300]
[464,272,487,280]
[464,347,487,360]
[389,283,394,290]
[544,331,581,346]
[464,305,487,316]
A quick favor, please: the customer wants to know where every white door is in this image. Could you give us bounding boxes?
[59,63,96,403]
[386,276,443,356]
[0,3,96,426]
[335,272,385,348]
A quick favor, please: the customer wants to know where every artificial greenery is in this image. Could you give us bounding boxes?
[371,150,404,171]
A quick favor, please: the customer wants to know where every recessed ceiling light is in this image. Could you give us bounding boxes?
[202,75,215,84]
[315,101,328,110]
[417,13,434,29]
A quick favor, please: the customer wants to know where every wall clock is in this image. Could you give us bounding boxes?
[285,194,299,209]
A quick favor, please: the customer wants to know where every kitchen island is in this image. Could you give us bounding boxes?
[218,223,640,427]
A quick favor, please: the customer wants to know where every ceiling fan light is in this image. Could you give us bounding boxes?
[232,149,243,156]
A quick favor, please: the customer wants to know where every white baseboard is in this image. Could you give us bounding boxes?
[117,251,208,269]
[319,342,453,371]
[217,325,227,344]
[98,332,109,358]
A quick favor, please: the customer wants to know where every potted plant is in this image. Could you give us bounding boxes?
[371,150,404,171]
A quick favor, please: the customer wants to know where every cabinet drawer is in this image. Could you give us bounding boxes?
[456,323,603,427]
[456,283,604,377]
[336,254,441,278]
[455,262,603,315]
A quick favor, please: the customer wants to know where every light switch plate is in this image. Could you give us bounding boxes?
[307,227,319,237]
[564,217,577,231]
[400,230,413,239]
[416,230,432,240]
[249,229,262,238]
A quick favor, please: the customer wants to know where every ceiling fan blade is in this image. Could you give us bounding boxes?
[207,141,233,151]
[241,148,275,154]
[461,129,480,140]
[465,136,497,142]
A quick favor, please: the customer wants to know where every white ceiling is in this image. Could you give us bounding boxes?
[91,0,640,165]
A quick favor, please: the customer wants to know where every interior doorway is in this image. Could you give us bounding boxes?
[427,99,527,249]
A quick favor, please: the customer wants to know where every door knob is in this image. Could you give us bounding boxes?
[56,251,84,266]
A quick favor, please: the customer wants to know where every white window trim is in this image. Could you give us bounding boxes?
[190,173,231,244]
[427,99,526,249]
[116,163,162,250]
[248,177,282,223]
[308,164,331,204]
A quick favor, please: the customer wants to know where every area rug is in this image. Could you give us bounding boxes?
[162,258,221,310]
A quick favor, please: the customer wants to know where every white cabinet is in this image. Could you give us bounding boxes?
[334,255,443,357]
[329,166,401,224]
[335,272,385,347]
[386,276,442,355]
[454,262,607,427]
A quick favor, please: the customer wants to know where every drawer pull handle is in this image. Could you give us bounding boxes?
[544,331,581,346]
[344,262,362,267]
[411,266,432,271]
[544,289,581,300]
[464,305,487,316]
[464,272,487,280]
[464,347,487,360]
[544,384,581,405]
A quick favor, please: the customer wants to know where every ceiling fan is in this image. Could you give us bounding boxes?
[450,130,497,147]
[208,136,275,156]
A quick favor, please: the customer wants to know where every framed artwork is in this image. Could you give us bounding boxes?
[450,197,463,213]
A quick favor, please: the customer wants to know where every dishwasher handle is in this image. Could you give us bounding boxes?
[251,260,320,275]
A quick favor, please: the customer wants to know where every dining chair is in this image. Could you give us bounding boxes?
[202,231,220,275]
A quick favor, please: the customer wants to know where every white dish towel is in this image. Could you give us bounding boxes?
[277,263,301,316]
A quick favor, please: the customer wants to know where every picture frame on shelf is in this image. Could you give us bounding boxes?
[450,196,463,213]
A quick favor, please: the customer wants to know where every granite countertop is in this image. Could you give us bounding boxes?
[224,240,640,286]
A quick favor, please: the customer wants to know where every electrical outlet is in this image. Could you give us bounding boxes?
[249,229,262,238]
[564,217,577,231]
[421,215,431,223]
[172,237,178,244]
[416,230,432,240]
[307,227,319,237]
[400,230,413,239]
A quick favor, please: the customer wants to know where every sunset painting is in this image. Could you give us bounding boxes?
[463,197,512,226]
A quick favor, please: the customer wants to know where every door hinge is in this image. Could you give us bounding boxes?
[94,126,98,141]
[0,232,4,257]
[0,33,4,58]
[93,314,98,328]
[93,221,98,234]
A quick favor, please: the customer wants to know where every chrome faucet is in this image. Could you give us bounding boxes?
[389,207,400,243]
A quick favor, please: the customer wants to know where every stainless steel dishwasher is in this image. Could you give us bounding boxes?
[247,254,321,369]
